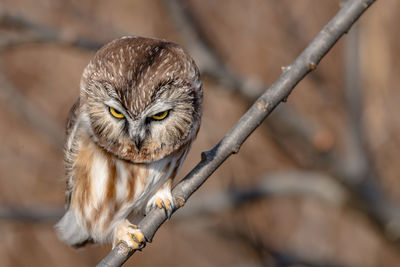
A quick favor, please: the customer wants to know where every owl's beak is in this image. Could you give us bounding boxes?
[133,136,143,150]
[129,121,146,150]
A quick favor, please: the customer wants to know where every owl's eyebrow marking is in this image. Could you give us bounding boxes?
[153,79,174,99]
[157,78,174,88]
[104,99,128,115]
[100,81,119,98]
[99,82,131,115]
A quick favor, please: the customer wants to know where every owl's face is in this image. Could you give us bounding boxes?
[79,37,202,163]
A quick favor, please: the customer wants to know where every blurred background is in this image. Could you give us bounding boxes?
[0,0,399,266]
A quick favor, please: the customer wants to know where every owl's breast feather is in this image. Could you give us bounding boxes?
[60,131,188,244]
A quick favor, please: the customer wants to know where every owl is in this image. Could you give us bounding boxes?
[55,36,202,249]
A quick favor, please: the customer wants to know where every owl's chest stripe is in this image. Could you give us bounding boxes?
[90,151,110,209]
[72,138,188,238]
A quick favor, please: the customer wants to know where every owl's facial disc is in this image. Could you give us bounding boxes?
[108,104,170,151]
[82,37,202,163]
[128,107,171,150]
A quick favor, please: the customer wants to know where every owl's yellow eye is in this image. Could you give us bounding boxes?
[151,110,169,121]
[109,107,124,119]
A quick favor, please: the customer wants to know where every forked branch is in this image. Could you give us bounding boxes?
[97,0,376,266]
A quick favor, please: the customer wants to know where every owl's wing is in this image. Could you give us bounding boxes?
[65,98,80,138]
[64,98,80,209]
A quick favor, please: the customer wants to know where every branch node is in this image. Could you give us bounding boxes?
[281,65,291,72]
[201,151,207,161]
[232,144,241,154]
[256,99,268,112]
[308,62,317,70]
[201,150,214,161]
[118,241,133,254]
[175,196,186,208]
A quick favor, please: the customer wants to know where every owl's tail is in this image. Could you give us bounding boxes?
[55,209,91,247]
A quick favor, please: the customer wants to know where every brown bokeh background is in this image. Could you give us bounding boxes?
[1,0,399,266]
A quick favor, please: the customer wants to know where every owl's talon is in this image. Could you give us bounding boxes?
[127,231,145,250]
[155,198,171,217]
[156,198,163,209]
[114,220,146,250]
[125,228,145,250]
[129,230,145,243]
[146,190,175,218]
[164,199,171,211]
[155,197,173,217]
[156,198,171,211]
[166,208,173,219]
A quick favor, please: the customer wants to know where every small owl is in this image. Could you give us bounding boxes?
[55,36,202,249]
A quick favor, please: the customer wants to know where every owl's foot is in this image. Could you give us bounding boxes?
[114,219,145,250]
[146,188,175,218]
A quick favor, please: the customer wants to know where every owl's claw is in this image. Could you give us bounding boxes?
[146,189,175,218]
[114,220,146,250]
[155,197,174,218]
[128,229,145,249]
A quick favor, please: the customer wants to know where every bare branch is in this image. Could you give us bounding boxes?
[162,0,262,97]
[340,24,400,240]
[0,13,103,50]
[176,170,348,219]
[0,206,63,222]
[221,225,343,267]
[0,73,64,149]
[0,170,346,224]
[97,0,376,266]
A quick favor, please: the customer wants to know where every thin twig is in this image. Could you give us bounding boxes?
[0,170,346,223]
[162,0,261,97]
[0,72,64,149]
[340,24,400,239]
[0,13,103,51]
[220,225,343,267]
[0,206,63,222]
[97,1,376,266]
[176,170,348,219]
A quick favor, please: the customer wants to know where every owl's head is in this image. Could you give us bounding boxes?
[79,36,202,163]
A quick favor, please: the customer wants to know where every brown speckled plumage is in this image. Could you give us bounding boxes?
[55,36,202,248]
